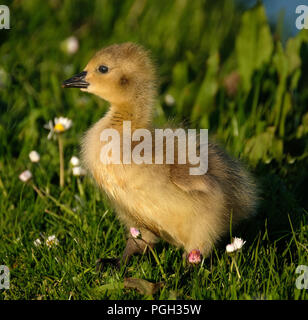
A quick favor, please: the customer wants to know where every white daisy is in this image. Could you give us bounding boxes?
[33,238,42,247]
[70,156,80,167]
[29,150,40,163]
[164,94,175,106]
[226,237,246,253]
[19,170,32,182]
[44,117,72,139]
[46,235,59,248]
[64,36,79,55]
[54,117,72,132]
[72,166,86,176]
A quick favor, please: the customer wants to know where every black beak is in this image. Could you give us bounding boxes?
[62,71,89,88]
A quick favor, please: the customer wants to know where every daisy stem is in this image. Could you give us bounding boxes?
[39,188,81,223]
[229,259,234,280]
[58,134,64,188]
[232,256,241,280]
[230,259,234,272]
[0,176,8,197]
[30,182,45,199]
[77,177,84,198]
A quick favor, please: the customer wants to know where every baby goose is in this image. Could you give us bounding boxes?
[62,42,257,265]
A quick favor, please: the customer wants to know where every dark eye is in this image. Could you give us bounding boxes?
[98,65,109,74]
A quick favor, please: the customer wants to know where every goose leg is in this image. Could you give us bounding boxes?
[96,228,158,272]
[120,237,153,264]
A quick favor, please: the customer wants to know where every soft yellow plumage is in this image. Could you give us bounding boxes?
[63,42,257,264]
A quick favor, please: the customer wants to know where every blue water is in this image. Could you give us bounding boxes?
[238,0,308,38]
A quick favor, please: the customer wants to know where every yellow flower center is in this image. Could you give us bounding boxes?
[54,123,65,132]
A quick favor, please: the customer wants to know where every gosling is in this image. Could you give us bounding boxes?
[62,42,257,265]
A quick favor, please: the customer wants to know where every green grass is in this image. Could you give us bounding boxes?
[0,0,307,300]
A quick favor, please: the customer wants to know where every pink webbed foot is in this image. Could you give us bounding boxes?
[188,249,202,264]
